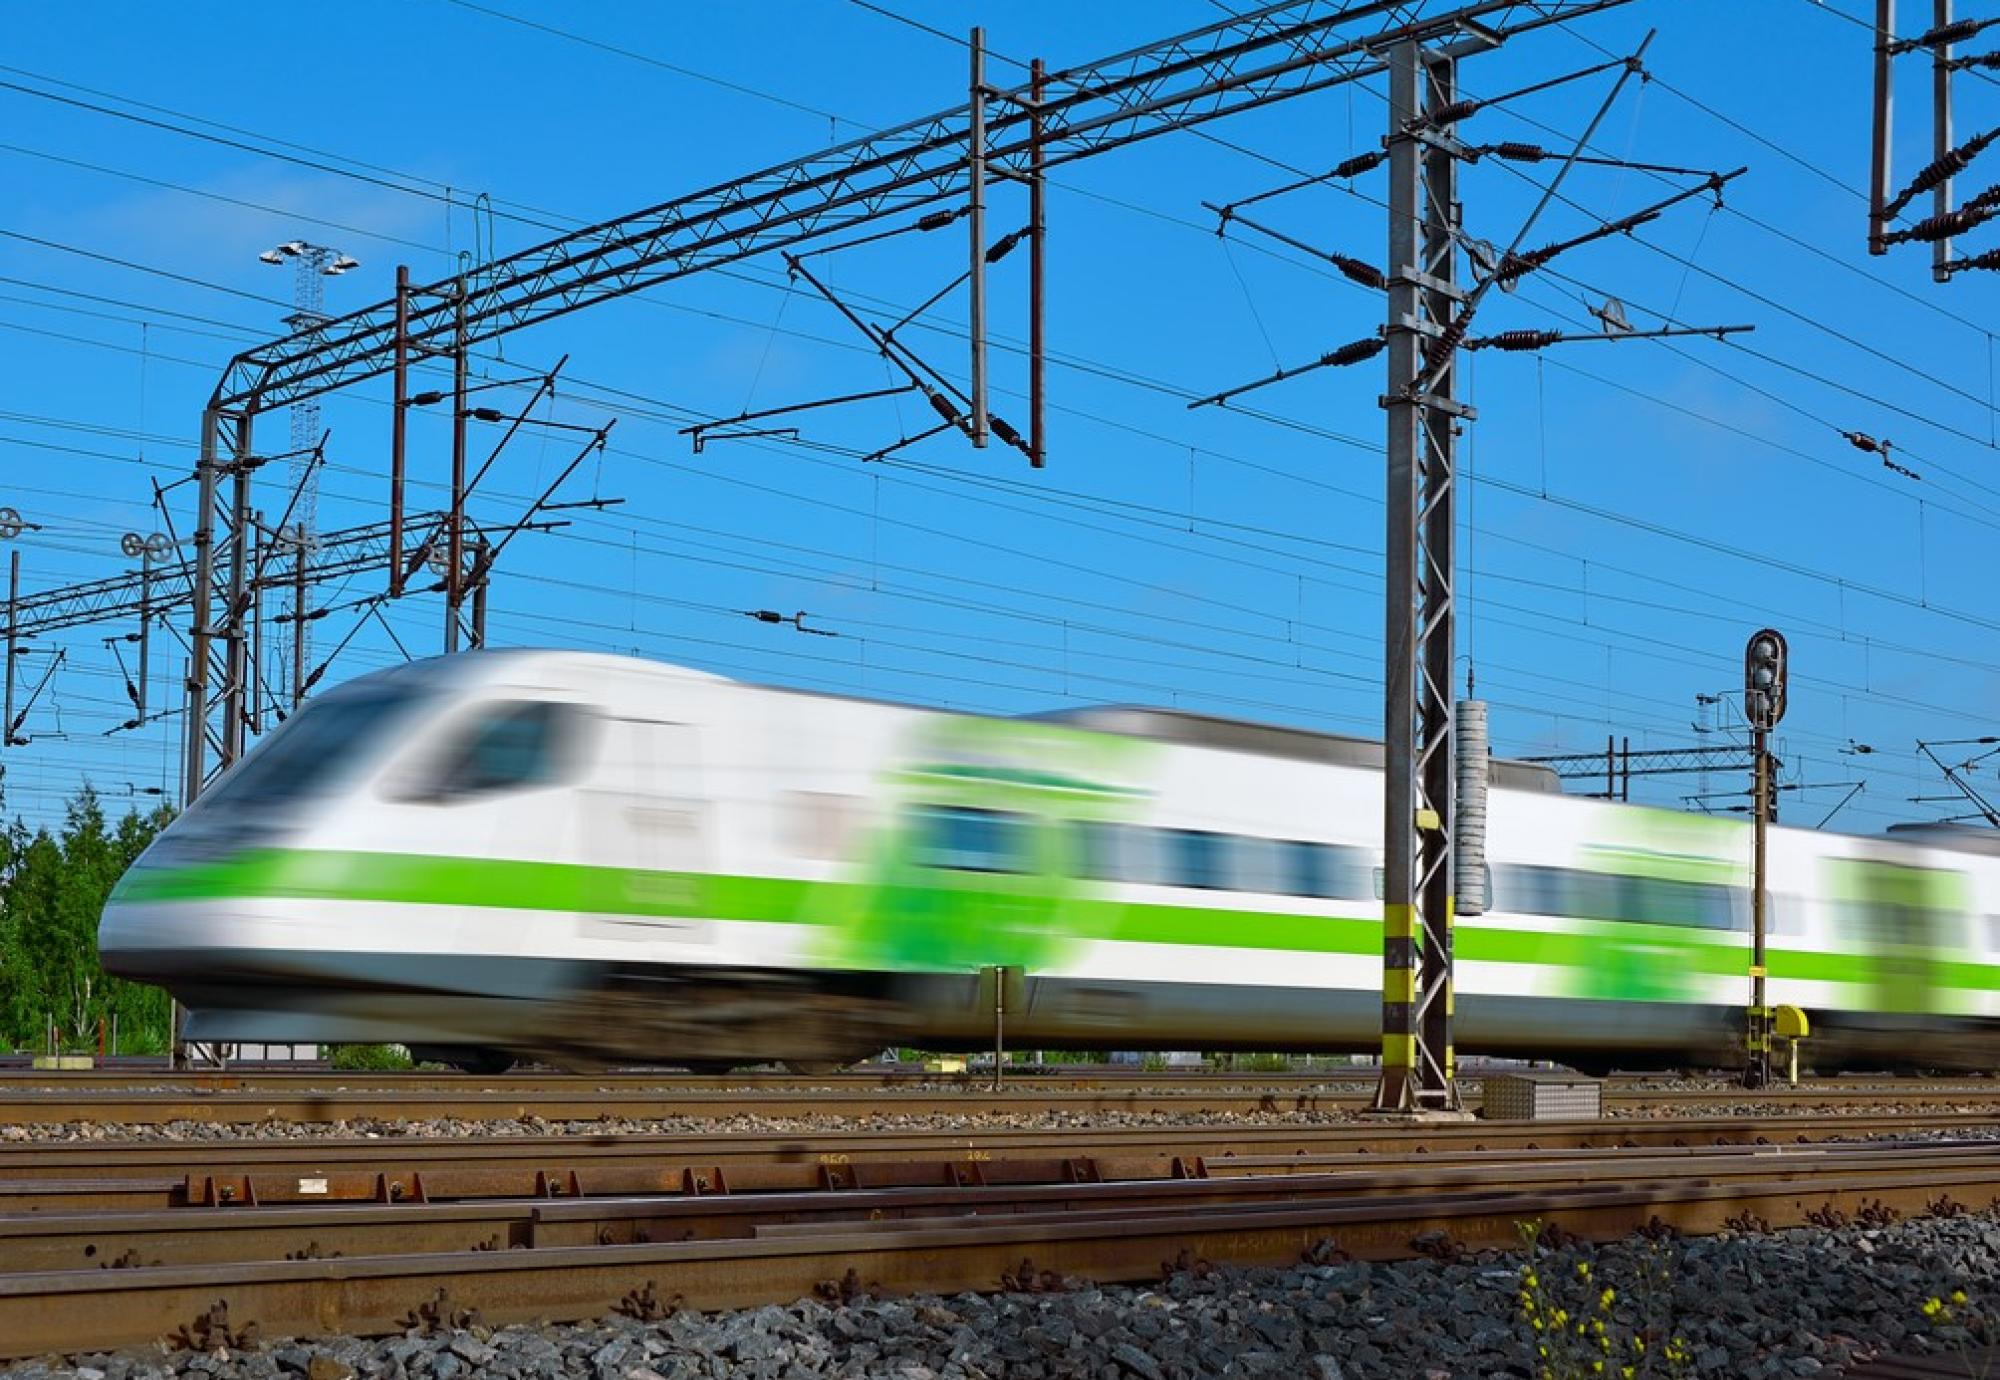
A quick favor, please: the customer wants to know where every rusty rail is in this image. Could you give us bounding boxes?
[0,1141,1996,1359]
[3,1109,1989,1180]
[0,1140,1979,1274]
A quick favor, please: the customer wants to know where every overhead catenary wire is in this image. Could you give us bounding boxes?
[7,16,1992,828]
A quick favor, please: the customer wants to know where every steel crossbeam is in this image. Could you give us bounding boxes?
[209,1,1626,414]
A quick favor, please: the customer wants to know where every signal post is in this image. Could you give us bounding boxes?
[1743,628,1788,1090]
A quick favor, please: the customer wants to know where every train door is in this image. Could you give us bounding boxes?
[579,715,709,936]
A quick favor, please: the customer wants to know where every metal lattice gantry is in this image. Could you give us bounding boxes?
[1524,740,1762,801]
[208,1,1626,412]
[180,0,1634,803]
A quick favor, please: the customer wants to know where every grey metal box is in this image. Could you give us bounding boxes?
[1481,1071,1602,1121]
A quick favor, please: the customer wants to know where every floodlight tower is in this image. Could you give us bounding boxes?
[258,241,358,684]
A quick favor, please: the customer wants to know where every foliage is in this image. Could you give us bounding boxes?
[0,784,175,1054]
[1919,1288,1993,1378]
[1515,1222,1689,1380]
[329,1043,414,1071]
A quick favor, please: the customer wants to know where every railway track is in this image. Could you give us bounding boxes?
[0,1108,1990,1211]
[4,1077,2000,1124]
[0,1131,1994,1359]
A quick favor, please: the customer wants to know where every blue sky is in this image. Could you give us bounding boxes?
[1,0,1997,834]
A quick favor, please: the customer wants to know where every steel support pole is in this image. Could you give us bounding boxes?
[1415,45,1460,1110]
[445,283,469,652]
[470,538,490,650]
[249,519,264,737]
[1870,0,1896,255]
[220,415,254,770]
[291,524,308,708]
[135,549,150,722]
[1933,0,1954,281]
[1372,40,1463,1115]
[1746,727,1772,1089]
[1029,57,1048,469]
[390,265,411,597]
[183,409,221,803]
[968,26,990,449]
[3,549,17,747]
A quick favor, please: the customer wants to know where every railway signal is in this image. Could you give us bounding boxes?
[1744,628,1788,1090]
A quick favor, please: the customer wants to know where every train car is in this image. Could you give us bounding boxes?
[97,650,2000,1073]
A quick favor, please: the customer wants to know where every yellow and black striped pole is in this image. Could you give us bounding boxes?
[1371,36,1464,1116]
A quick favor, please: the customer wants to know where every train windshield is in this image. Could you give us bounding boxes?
[193,685,421,814]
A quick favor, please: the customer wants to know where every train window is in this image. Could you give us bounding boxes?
[1283,842,1369,900]
[913,805,1031,874]
[1074,821,1165,885]
[1232,836,1285,894]
[429,701,579,801]
[1770,894,1809,937]
[1166,828,1229,890]
[1493,863,1739,930]
[1624,876,1738,930]
[207,687,416,808]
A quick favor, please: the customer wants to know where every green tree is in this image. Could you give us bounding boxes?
[0,783,175,1053]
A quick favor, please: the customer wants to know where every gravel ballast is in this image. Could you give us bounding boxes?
[6,1207,2000,1378]
[9,1099,2000,1142]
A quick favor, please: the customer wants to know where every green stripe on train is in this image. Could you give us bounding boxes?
[111,847,2000,993]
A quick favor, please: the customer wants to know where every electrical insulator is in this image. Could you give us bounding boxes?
[1492,142,1548,162]
[986,228,1028,264]
[1953,247,2000,273]
[926,390,964,426]
[408,390,446,407]
[1331,254,1386,290]
[1898,202,1999,242]
[1323,336,1385,368]
[1423,317,1469,371]
[1919,16,1988,46]
[1494,249,1541,283]
[1482,329,1563,352]
[1843,430,1884,455]
[745,610,784,624]
[1333,150,1386,179]
[989,415,1024,449]
[1416,98,1479,128]
[1889,129,1999,212]
[917,209,958,232]
[1951,51,2000,71]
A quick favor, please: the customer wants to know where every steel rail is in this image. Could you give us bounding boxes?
[1,1147,1995,1359]
[0,1141,1980,1276]
[0,1112,1992,1211]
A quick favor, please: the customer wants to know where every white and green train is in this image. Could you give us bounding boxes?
[98,650,2000,1073]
